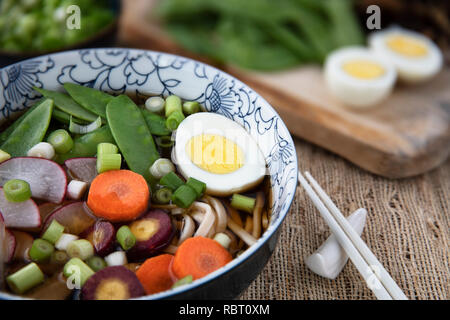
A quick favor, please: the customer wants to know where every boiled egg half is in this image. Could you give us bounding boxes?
[172,112,266,196]
[324,47,397,108]
[369,27,443,83]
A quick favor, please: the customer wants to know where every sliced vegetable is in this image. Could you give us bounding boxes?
[47,129,74,154]
[172,275,193,289]
[127,209,173,260]
[34,87,98,122]
[7,262,44,294]
[160,171,184,191]
[42,219,65,244]
[0,149,11,163]
[0,99,53,157]
[64,82,114,118]
[0,157,67,203]
[67,239,94,260]
[97,142,118,155]
[4,229,16,263]
[145,96,165,113]
[116,226,136,251]
[106,95,159,180]
[55,233,79,251]
[43,202,95,235]
[50,250,70,265]
[3,179,31,202]
[64,157,98,183]
[67,180,88,200]
[80,220,115,257]
[141,109,171,136]
[87,170,149,222]
[63,257,95,287]
[149,158,175,179]
[172,185,197,209]
[96,153,122,173]
[27,142,55,159]
[186,177,206,198]
[154,187,173,204]
[165,110,185,131]
[69,115,102,134]
[182,101,200,115]
[172,236,232,280]
[86,256,107,272]
[155,135,174,149]
[230,193,256,213]
[0,188,40,228]
[104,251,128,267]
[29,239,54,262]
[165,95,182,117]
[213,232,232,249]
[136,254,175,294]
[81,266,145,300]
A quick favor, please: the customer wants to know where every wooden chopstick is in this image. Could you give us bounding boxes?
[303,172,408,300]
[298,171,401,300]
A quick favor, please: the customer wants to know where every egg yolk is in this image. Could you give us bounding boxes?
[186,134,244,174]
[386,35,428,57]
[342,60,385,79]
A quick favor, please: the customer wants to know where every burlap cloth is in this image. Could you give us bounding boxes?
[240,138,449,300]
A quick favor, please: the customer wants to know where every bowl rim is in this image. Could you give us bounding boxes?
[0,47,298,300]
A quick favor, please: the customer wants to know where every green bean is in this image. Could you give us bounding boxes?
[34,87,98,123]
[0,99,53,157]
[64,83,114,119]
[106,95,160,180]
[55,125,115,163]
[140,109,171,136]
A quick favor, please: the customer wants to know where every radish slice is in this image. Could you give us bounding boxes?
[64,158,97,183]
[5,229,16,263]
[0,157,67,203]
[43,201,96,235]
[0,188,41,228]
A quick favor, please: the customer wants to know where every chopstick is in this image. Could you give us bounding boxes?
[298,171,408,300]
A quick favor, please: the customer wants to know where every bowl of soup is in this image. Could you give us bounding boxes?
[0,48,298,300]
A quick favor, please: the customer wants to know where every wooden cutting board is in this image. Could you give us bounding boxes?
[118,0,450,179]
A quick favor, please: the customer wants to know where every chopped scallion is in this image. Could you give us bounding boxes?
[182,101,200,115]
[42,219,65,244]
[86,256,107,272]
[116,226,136,251]
[145,96,165,113]
[69,115,102,134]
[171,185,197,209]
[29,239,55,262]
[230,194,256,213]
[3,179,31,202]
[67,239,94,260]
[154,187,173,204]
[63,258,94,287]
[149,158,175,179]
[186,177,206,198]
[165,110,185,131]
[160,172,184,191]
[96,153,122,173]
[47,129,74,154]
[97,142,118,155]
[165,95,182,117]
[172,275,193,288]
[6,263,44,294]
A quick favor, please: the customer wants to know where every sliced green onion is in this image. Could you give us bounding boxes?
[154,187,173,204]
[145,96,165,113]
[3,179,31,202]
[172,275,193,289]
[155,135,174,149]
[186,177,206,198]
[213,232,232,249]
[166,110,185,131]
[50,250,69,265]
[55,233,78,251]
[42,219,65,244]
[96,153,122,173]
[104,251,128,266]
[86,256,107,272]
[67,239,94,260]
[6,262,44,294]
[149,158,175,179]
[0,149,11,163]
[27,142,55,159]
[165,95,182,117]
[230,194,256,214]
[63,258,95,287]
[160,171,184,191]
[47,129,74,154]
[29,239,55,262]
[69,115,102,134]
[67,180,88,200]
[171,185,197,209]
[97,142,118,155]
[116,226,136,251]
[182,101,200,115]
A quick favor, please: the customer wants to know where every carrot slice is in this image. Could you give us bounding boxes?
[172,236,232,280]
[87,170,149,222]
[136,254,175,294]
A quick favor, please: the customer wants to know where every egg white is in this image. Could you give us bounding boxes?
[324,46,397,108]
[368,27,443,83]
[172,112,266,196]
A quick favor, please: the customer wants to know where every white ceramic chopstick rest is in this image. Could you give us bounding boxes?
[306,208,367,279]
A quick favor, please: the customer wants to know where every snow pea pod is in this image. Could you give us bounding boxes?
[55,125,115,163]
[106,95,160,179]
[0,99,53,157]
[63,83,114,119]
[141,109,171,136]
[34,87,98,123]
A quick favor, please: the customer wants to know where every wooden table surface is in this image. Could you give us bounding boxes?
[240,138,449,300]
